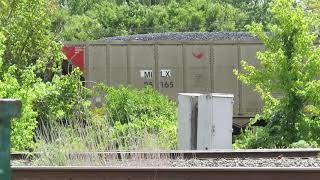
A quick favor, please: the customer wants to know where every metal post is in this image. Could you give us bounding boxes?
[0,99,21,180]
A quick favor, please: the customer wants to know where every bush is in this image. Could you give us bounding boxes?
[0,0,74,151]
[0,66,89,151]
[234,0,320,148]
[34,69,91,124]
[33,85,177,161]
[98,85,177,149]
[102,86,176,124]
[289,140,318,149]
[0,66,39,151]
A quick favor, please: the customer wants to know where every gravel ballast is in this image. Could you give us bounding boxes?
[11,157,320,167]
[170,158,320,167]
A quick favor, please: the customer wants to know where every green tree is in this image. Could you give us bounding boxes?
[61,15,105,41]
[305,0,320,11]
[234,0,320,148]
[57,0,101,15]
[220,0,273,28]
[46,0,280,41]
[0,0,62,151]
[0,30,4,63]
[204,1,246,31]
[0,0,90,151]
[1,0,63,79]
[304,0,320,28]
[48,0,107,40]
[146,5,170,32]
[87,0,247,38]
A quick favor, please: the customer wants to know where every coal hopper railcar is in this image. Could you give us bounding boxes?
[62,32,264,128]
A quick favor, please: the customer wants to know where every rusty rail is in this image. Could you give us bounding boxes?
[12,167,320,180]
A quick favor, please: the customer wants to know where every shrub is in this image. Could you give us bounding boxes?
[289,140,318,149]
[102,86,176,124]
[33,84,177,163]
[98,85,177,149]
[234,0,320,148]
[34,69,91,124]
[0,0,74,151]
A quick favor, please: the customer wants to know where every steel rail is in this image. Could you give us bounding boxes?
[12,167,320,180]
[11,149,320,161]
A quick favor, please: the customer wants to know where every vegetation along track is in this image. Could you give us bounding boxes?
[12,167,320,180]
[11,149,320,161]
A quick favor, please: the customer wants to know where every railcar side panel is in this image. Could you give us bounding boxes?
[184,45,211,93]
[239,44,264,116]
[129,45,155,88]
[88,45,108,84]
[213,44,239,115]
[109,45,128,86]
[158,45,184,99]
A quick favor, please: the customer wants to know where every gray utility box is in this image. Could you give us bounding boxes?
[177,93,202,150]
[178,93,234,150]
[197,93,234,150]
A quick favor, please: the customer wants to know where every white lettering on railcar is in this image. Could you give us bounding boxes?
[160,69,171,78]
[140,69,171,79]
[140,70,153,79]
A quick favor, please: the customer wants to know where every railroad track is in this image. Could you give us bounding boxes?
[11,150,320,179]
[11,149,320,160]
[12,166,320,180]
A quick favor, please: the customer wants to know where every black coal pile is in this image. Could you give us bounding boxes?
[101,32,257,41]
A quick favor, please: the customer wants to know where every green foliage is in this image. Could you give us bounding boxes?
[0,66,39,151]
[1,0,178,152]
[34,69,91,123]
[48,0,283,41]
[0,30,4,60]
[305,0,320,12]
[103,86,176,124]
[31,85,177,166]
[0,0,52,151]
[1,0,63,78]
[32,117,112,166]
[220,0,273,28]
[112,116,177,150]
[97,85,177,149]
[0,0,91,151]
[303,0,320,29]
[289,140,318,148]
[53,0,248,40]
[61,15,106,41]
[234,0,320,148]
[32,109,176,166]
[58,0,101,15]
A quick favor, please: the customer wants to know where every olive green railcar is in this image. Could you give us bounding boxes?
[65,39,264,128]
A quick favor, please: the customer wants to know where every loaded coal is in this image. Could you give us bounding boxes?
[101,32,257,41]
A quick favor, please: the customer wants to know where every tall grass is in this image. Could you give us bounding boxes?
[31,109,176,166]
[26,85,177,166]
